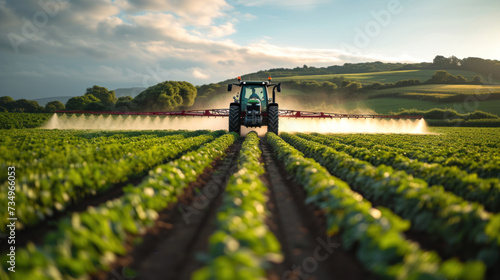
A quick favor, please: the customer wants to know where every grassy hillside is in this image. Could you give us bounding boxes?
[342,98,500,115]
[371,84,500,96]
[273,69,486,85]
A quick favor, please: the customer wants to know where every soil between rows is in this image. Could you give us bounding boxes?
[260,139,371,280]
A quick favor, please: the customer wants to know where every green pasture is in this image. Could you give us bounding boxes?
[342,98,500,115]
[273,69,488,85]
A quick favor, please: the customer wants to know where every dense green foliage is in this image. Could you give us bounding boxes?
[84,85,118,107]
[395,108,499,120]
[267,132,485,279]
[0,113,52,128]
[65,85,117,111]
[322,128,500,179]
[0,97,44,113]
[0,131,236,280]
[280,132,500,268]
[45,101,65,112]
[296,132,500,212]
[0,130,216,230]
[133,81,197,111]
[1,126,499,279]
[65,94,100,111]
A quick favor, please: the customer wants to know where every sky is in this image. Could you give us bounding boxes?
[1,0,499,100]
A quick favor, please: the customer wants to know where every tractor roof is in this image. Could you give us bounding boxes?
[239,81,270,86]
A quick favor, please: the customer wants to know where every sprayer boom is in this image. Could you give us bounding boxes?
[55,109,230,117]
[277,110,423,119]
[56,109,422,119]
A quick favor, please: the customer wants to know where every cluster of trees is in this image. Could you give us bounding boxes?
[65,85,118,111]
[133,81,196,111]
[395,108,499,120]
[65,82,196,112]
[284,78,362,94]
[367,70,483,90]
[426,70,482,84]
[2,81,197,114]
[0,96,64,113]
[65,82,197,112]
[368,79,421,90]
[432,55,500,80]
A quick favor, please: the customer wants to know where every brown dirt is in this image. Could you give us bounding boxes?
[260,139,373,280]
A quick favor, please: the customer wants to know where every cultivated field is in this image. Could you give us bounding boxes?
[273,70,488,85]
[373,84,500,95]
[343,98,500,116]
[1,127,500,280]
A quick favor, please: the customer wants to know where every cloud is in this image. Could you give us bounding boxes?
[192,68,210,79]
[0,0,420,100]
[233,0,327,10]
[120,0,231,25]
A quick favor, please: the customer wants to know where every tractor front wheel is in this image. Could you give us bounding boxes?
[267,104,279,135]
[229,104,241,135]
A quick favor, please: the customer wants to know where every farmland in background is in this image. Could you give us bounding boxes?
[273,69,489,84]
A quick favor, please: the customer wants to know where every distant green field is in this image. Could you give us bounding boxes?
[273,69,487,85]
[372,84,500,96]
[342,98,500,116]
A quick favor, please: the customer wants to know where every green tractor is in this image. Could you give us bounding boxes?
[227,77,281,135]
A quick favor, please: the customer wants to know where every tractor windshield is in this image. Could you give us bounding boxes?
[241,85,267,111]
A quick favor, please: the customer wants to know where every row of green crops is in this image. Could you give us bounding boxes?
[0,129,192,175]
[0,113,52,129]
[194,132,283,280]
[266,132,485,279]
[317,127,500,179]
[279,133,500,268]
[0,130,221,230]
[0,132,237,280]
[296,133,500,212]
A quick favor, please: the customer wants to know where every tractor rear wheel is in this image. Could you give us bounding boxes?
[267,104,279,135]
[229,104,241,135]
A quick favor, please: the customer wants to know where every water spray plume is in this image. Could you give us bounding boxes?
[44,113,429,135]
[43,114,227,131]
[281,118,429,134]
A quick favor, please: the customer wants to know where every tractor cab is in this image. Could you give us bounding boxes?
[239,83,269,113]
[227,77,281,135]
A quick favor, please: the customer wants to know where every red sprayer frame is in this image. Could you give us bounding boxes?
[55,109,423,119]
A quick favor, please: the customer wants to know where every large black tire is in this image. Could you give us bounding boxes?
[229,104,241,135]
[267,104,279,135]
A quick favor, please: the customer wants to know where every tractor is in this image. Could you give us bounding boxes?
[227,77,281,135]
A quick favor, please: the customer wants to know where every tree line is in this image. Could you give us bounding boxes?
[0,96,64,113]
[1,81,197,113]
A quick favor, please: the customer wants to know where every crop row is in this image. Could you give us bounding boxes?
[280,132,500,267]
[0,130,198,181]
[266,132,485,279]
[0,133,237,280]
[0,131,220,230]
[297,133,500,212]
[316,128,500,179]
[0,112,52,129]
[193,132,283,280]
